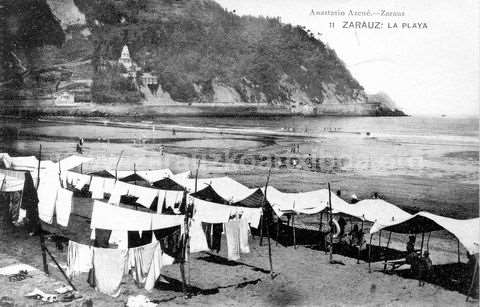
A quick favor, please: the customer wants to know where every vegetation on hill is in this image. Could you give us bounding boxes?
[2,0,373,109]
[74,0,365,104]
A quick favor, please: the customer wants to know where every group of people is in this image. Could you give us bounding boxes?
[405,235,433,286]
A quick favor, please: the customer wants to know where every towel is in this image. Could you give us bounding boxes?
[67,241,93,278]
[91,201,184,232]
[144,243,174,291]
[37,180,58,224]
[239,218,250,254]
[93,247,128,297]
[189,219,209,253]
[225,220,241,261]
[89,176,104,199]
[128,242,157,287]
[55,188,73,227]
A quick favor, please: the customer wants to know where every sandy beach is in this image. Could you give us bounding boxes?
[0,116,478,306]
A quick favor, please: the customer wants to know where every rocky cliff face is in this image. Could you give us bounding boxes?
[1,0,403,116]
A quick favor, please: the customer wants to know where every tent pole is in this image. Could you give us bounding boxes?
[259,214,264,246]
[457,239,460,263]
[426,232,431,251]
[420,232,425,254]
[115,150,124,181]
[383,232,392,271]
[260,167,273,278]
[36,145,49,275]
[328,183,333,263]
[292,213,296,249]
[368,234,373,273]
[466,257,478,302]
[319,212,323,249]
[275,217,279,246]
[80,163,83,174]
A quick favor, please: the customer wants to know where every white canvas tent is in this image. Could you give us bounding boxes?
[370,211,480,255]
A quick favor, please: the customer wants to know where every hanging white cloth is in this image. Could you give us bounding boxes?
[55,188,73,227]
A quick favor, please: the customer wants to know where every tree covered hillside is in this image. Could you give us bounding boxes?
[74,0,365,104]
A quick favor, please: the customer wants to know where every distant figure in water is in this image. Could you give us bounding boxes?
[336,190,341,197]
[76,137,84,154]
[172,129,176,136]
[350,194,359,204]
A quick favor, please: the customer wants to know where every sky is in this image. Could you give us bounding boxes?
[215,0,479,117]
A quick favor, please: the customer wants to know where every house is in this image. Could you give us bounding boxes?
[54,91,75,105]
[141,72,158,85]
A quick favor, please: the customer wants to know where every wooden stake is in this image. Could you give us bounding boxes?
[36,145,49,275]
[420,232,425,254]
[328,183,333,263]
[466,256,478,302]
[292,213,296,249]
[368,235,373,273]
[115,150,124,181]
[275,218,280,247]
[319,212,323,250]
[260,168,273,278]
[383,232,392,271]
[426,232,431,251]
[457,239,461,263]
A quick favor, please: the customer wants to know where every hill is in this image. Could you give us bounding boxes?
[0,0,404,116]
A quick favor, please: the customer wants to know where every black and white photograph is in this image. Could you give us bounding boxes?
[0,0,478,305]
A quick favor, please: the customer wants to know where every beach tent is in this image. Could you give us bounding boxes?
[182,177,254,201]
[190,185,228,204]
[367,210,480,299]
[119,173,150,186]
[370,211,480,255]
[109,169,173,183]
[88,170,116,178]
[336,199,413,226]
[57,156,93,173]
[152,177,185,191]
[265,186,349,217]
[232,188,265,208]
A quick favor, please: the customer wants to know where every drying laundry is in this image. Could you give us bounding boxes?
[89,176,105,199]
[192,198,232,224]
[132,186,157,208]
[64,171,91,190]
[128,231,154,248]
[93,228,112,248]
[189,219,209,253]
[109,230,128,249]
[37,178,59,224]
[239,217,250,254]
[127,242,157,287]
[91,201,184,232]
[154,226,183,260]
[108,182,129,205]
[67,241,93,278]
[93,247,128,297]
[144,243,174,291]
[225,219,241,261]
[55,188,73,227]
[202,222,223,253]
